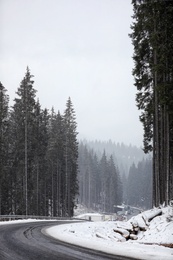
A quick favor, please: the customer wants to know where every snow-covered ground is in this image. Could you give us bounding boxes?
[46,206,173,260]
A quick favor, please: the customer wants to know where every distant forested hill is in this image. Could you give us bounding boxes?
[78,140,152,210]
[80,139,149,176]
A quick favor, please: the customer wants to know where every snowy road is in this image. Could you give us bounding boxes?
[0,221,136,260]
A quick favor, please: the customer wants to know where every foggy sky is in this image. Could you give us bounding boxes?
[0,0,144,147]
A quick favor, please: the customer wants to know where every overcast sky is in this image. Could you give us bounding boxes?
[0,0,143,147]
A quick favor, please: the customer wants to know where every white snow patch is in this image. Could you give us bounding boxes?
[76,212,105,221]
[0,219,57,225]
[46,206,173,260]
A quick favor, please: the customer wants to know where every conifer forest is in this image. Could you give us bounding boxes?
[1,0,173,217]
[0,67,152,217]
[0,68,78,217]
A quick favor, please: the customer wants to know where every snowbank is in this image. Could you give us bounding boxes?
[46,206,173,260]
[136,207,173,246]
[0,219,56,225]
[76,212,105,221]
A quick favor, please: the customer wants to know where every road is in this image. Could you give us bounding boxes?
[0,220,136,260]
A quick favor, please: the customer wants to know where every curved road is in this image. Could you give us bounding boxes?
[0,221,135,260]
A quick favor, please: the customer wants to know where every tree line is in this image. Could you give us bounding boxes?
[78,142,123,212]
[81,139,147,177]
[130,0,173,206]
[0,67,78,217]
[123,158,152,209]
[79,141,152,211]
[1,67,148,217]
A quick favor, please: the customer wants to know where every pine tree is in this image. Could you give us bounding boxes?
[0,82,9,214]
[32,101,50,215]
[99,151,108,212]
[10,67,37,214]
[130,0,173,206]
[126,159,152,209]
[78,142,100,210]
[38,108,50,216]
[63,97,78,216]
[46,108,65,216]
[78,143,89,206]
[107,156,117,212]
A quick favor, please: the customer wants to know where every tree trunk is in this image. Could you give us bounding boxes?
[165,110,169,205]
[153,47,160,207]
[25,85,28,216]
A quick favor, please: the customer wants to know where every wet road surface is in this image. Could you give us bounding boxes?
[0,220,136,260]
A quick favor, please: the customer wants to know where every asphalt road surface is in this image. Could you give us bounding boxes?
[0,220,136,260]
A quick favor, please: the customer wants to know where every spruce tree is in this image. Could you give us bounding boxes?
[32,101,49,215]
[107,156,117,212]
[0,82,9,214]
[130,0,173,206]
[46,109,65,216]
[63,97,78,216]
[10,67,37,214]
[99,150,108,212]
[127,159,152,209]
[38,108,50,215]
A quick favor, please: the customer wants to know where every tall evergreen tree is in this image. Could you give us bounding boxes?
[46,108,65,216]
[126,159,152,209]
[130,0,173,206]
[78,143,89,206]
[10,67,37,214]
[107,155,122,212]
[0,82,9,214]
[78,142,100,209]
[63,97,78,216]
[32,101,50,215]
[38,107,50,216]
[99,150,108,212]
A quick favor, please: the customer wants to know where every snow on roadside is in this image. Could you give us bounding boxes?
[76,212,105,221]
[136,207,173,245]
[0,219,58,225]
[46,206,173,260]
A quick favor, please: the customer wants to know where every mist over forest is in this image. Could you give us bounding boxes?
[78,140,152,211]
[0,67,152,218]
[80,139,149,174]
